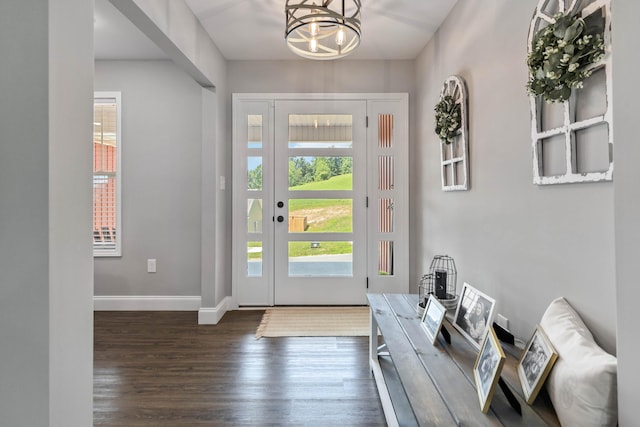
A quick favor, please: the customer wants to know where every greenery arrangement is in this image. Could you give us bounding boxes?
[526,12,605,103]
[434,95,461,144]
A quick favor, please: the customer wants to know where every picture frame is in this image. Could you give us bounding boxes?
[453,282,497,350]
[420,295,447,345]
[517,325,558,404]
[473,326,506,413]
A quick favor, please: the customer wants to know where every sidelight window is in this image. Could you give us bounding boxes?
[93,92,122,257]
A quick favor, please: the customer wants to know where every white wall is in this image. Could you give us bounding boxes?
[94,60,203,297]
[414,0,617,354]
[0,0,94,425]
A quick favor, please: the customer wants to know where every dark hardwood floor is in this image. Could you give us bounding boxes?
[94,310,386,426]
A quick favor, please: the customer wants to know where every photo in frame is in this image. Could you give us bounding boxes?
[420,295,447,345]
[453,282,497,350]
[473,326,506,413]
[517,325,558,404]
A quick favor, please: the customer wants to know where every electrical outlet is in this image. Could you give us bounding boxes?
[496,314,509,331]
[147,259,157,273]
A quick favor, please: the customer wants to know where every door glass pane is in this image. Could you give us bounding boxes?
[288,241,353,276]
[378,114,394,148]
[378,240,394,276]
[378,198,394,233]
[247,241,262,277]
[288,156,352,190]
[247,157,262,191]
[288,199,352,233]
[288,114,352,148]
[248,115,262,148]
[93,101,118,251]
[378,155,394,190]
[247,199,262,233]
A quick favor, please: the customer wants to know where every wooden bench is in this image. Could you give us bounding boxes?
[368,293,560,427]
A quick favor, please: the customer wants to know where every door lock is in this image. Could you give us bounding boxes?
[277,215,284,223]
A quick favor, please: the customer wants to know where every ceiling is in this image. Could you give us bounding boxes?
[94,0,458,61]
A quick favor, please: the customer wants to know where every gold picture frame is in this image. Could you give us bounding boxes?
[517,325,558,404]
[473,326,506,413]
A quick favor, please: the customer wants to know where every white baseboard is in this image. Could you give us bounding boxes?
[94,295,202,311]
[198,296,232,325]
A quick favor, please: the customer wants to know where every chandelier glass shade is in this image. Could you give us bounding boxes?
[285,0,362,60]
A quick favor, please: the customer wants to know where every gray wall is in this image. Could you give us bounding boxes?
[94,60,203,297]
[414,0,617,354]
[0,0,94,425]
[107,1,229,312]
[0,4,49,422]
[612,0,640,424]
[228,60,415,94]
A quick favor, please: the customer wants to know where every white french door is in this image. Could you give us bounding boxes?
[233,94,408,307]
[273,100,367,304]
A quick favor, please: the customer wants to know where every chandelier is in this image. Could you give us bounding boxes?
[285,0,362,60]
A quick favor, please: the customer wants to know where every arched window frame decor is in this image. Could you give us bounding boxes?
[438,76,469,191]
[528,0,613,185]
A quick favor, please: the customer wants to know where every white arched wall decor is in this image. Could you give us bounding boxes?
[439,75,469,191]
[528,0,613,185]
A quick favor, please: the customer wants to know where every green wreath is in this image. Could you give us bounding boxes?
[434,95,461,144]
[526,12,605,103]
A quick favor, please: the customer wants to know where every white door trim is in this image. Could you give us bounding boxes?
[232,93,409,308]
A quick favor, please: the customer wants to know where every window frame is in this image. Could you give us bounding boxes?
[528,0,613,184]
[93,91,122,257]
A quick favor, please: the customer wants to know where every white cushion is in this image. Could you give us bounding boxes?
[539,297,617,427]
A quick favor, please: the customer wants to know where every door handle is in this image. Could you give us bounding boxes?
[277,215,284,223]
[277,201,284,208]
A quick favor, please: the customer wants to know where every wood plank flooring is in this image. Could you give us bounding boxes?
[94,310,386,426]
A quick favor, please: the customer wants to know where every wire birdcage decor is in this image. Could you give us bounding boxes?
[418,255,458,311]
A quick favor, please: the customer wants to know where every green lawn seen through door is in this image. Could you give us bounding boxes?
[249,174,353,259]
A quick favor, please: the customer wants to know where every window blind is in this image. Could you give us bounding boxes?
[93,94,121,256]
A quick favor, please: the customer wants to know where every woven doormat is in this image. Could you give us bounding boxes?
[255,306,370,339]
